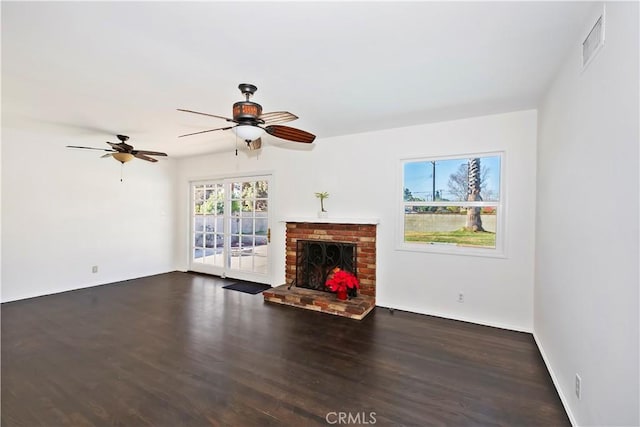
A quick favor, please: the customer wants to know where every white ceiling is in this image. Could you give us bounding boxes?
[2,1,593,158]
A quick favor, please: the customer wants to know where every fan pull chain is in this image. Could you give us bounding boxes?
[120,163,124,182]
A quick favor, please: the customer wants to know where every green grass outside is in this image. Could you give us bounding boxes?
[405,228,496,248]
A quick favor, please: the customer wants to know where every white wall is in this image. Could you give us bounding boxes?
[535,2,639,426]
[176,109,538,332]
[1,128,178,302]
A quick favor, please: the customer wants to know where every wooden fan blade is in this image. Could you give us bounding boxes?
[178,126,235,138]
[264,125,316,143]
[133,153,158,162]
[132,150,167,157]
[177,109,234,122]
[66,145,116,152]
[259,111,298,125]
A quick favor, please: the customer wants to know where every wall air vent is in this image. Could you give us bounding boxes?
[582,9,605,70]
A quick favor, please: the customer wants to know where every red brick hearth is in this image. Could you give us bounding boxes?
[263,220,377,320]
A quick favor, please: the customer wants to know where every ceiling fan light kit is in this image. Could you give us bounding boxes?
[112,152,135,163]
[233,124,265,142]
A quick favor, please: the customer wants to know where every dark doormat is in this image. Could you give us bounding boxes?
[222,281,272,295]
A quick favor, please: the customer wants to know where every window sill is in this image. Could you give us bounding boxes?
[396,242,506,259]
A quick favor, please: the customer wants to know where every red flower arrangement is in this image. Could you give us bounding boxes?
[325,268,360,300]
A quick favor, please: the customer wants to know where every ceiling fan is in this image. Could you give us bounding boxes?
[178,83,316,150]
[66,134,168,163]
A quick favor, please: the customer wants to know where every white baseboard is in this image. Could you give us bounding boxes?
[376,303,532,333]
[1,269,177,303]
[533,332,577,427]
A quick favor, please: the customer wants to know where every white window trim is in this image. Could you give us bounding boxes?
[396,151,507,258]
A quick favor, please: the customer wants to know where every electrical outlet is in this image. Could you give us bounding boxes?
[575,374,581,400]
[458,293,464,303]
[92,265,98,274]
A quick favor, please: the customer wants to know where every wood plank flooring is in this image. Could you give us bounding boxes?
[1,272,569,426]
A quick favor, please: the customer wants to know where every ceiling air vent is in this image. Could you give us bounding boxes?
[582,9,605,70]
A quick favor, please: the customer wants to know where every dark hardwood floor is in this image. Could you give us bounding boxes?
[1,272,569,427]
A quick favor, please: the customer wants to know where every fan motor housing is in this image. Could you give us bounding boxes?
[233,101,263,124]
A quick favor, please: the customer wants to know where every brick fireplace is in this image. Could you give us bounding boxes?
[263,219,377,320]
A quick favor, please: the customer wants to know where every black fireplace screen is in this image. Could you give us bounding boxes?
[296,240,357,292]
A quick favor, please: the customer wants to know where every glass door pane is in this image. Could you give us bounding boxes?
[192,184,206,265]
[228,178,269,278]
[190,181,225,274]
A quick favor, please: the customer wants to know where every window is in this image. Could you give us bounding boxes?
[399,152,504,257]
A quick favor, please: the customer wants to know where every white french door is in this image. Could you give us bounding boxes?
[189,175,271,283]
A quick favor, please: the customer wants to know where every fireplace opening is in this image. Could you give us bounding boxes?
[295,240,357,292]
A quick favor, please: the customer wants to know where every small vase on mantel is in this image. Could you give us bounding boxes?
[336,289,348,300]
[315,192,329,218]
